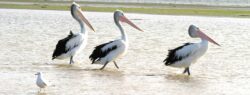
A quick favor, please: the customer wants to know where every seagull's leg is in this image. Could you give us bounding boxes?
[183,67,191,76]
[100,61,109,70]
[113,61,119,69]
[39,88,41,92]
[69,56,74,64]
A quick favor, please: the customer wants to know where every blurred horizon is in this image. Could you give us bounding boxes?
[1,0,250,17]
[1,0,250,6]
[50,0,250,6]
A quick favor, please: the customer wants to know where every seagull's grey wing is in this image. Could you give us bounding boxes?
[43,82,47,86]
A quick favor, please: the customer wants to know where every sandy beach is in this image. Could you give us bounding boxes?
[0,9,250,95]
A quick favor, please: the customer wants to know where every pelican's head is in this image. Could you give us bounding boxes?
[114,10,124,24]
[71,2,95,32]
[71,2,81,20]
[114,10,143,32]
[35,72,41,75]
[188,25,200,38]
[188,25,220,46]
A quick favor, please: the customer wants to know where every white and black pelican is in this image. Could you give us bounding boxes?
[164,25,220,75]
[52,2,95,64]
[89,10,143,70]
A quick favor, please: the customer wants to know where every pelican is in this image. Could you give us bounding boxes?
[164,25,220,75]
[52,2,95,64]
[89,10,143,70]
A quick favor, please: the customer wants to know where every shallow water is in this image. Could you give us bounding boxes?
[0,9,250,95]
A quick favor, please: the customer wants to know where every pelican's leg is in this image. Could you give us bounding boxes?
[69,56,74,64]
[183,67,191,75]
[113,61,119,69]
[100,61,109,70]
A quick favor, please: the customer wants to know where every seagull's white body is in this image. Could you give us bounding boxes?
[35,72,47,92]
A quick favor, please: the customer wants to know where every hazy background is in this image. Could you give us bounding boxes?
[49,0,250,6]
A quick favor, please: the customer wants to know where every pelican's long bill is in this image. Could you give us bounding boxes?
[197,30,220,46]
[76,8,95,32]
[119,15,143,32]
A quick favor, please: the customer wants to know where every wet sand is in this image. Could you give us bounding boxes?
[0,9,250,95]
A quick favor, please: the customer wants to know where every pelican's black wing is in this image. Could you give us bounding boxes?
[164,43,193,66]
[89,41,117,64]
[52,31,75,60]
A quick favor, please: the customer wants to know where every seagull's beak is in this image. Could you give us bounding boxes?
[197,30,220,46]
[35,73,38,75]
[119,15,143,32]
[76,8,95,32]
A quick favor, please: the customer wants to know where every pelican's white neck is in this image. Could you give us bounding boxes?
[200,39,208,46]
[78,20,86,34]
[71,5,87,34]
[73,11,86,34]
[116,21,127,42]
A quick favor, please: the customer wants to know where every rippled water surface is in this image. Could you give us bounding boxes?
[0,9,250,95]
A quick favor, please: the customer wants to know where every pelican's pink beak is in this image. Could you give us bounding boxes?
[119,15,143,32]
[197,30,220,46]
[76,8,95,32]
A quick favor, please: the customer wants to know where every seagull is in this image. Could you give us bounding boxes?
[35,72,47,92]
[164,25,220,75]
